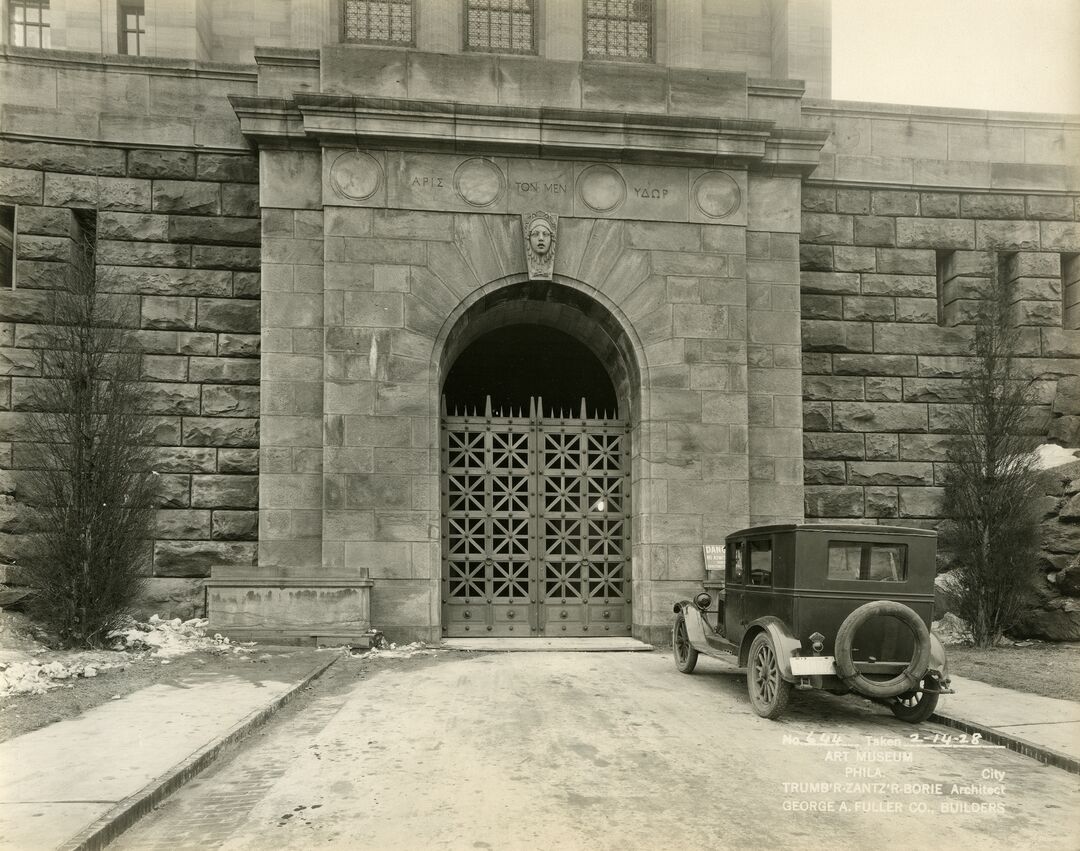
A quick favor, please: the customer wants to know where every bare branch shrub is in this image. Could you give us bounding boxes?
[18,216,157,647]
[942,258,1042,648]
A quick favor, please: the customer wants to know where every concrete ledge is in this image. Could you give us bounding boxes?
[931,711,1080,776]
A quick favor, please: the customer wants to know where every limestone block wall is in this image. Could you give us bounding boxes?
[799,102,1080,526]
[0,50,260,617]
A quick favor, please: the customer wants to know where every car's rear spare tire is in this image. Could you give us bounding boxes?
[834,601,931,699]
[889,676,940,723]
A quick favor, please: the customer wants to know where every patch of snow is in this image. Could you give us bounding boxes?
[1036,443,1080,470]
[356,641,440,660]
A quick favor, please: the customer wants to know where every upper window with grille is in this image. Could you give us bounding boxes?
[9,0,51,48]
[343,0,414,45]
[465,0,536,54]
[119,1,146,56]
[584,0,653,62]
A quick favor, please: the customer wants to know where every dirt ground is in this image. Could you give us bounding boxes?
[944,640,1080,702]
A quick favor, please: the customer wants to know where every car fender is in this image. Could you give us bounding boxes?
[673,600,711,653]
[738,616,803,682]
[928,630,948,680]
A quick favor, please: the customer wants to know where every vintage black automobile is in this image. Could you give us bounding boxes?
[673,524,952,721]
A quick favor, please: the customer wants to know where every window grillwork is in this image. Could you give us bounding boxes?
[465,0,536,54]
[10,0,50,48]
[343,0,413,45]
[119,2,145,56]
[584,0,652,61]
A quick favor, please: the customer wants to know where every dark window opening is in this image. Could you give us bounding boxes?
[728,542,744,584]
[10,0,50,48]
[443,324,618,418]
[1,205,14,288]
[1062,253,1079,330]
[465,0,536,54]
[343,0,413,45]
[584,0,653,61]
[119,1,145,56]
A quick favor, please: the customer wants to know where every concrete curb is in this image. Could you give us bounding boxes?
[931,711,1080,776]
[59,652,341,851]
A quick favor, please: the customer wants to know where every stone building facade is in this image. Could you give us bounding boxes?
[0,0,1077,643]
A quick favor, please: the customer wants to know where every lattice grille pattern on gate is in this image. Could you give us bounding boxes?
[584,0,653,61]
[343,0,413,45]
[465,0,536,54]
[442,398,631,637]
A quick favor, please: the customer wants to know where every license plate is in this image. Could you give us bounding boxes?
[790,655,836,675]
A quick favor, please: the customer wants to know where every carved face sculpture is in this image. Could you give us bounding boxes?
[528,221,553,256]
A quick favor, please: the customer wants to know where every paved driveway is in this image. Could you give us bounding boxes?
[115,651,1080,850]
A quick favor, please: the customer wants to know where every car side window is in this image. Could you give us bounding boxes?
[729,542,744,583]
[749,539,772,586]
[827,542,906,581]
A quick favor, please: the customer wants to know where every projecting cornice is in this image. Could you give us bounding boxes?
[229,94,828,174]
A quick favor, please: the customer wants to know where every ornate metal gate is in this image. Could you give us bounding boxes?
[441,398,631,638]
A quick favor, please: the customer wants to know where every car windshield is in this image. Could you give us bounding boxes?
[827,542,906,582]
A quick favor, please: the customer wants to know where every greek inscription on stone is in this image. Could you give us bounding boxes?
[633,186,670,200]
[514,181,567,194]
[411,175,446,189]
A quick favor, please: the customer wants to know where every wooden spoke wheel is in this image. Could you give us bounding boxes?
[673,612,698,674]
[890,676,940,723]
[747,632,792,719]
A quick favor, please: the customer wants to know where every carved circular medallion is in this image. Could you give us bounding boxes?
[329,151,382,201]
[693,171,741,219]
[578,164,626,213]
[453,158,505,207]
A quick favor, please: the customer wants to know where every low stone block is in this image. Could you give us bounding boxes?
[864,433,898,460]
[197,154,258,184]
[191,245,260,271]
[832,246,877,273]
[844,296,894,322]
[803,375,863,401]
[902,378,969,403]
[899,434,953,462]
[802,295,842,320]
[895,217,975,249]
[865,376,902,401]
[975,220,1040,250]
[895,298,938,323]
[919,193,959,218]
[831,353,918,376]
[801,213,853,245]
[97,240,190,268]
[188,357,260,384]
[218,448,259,473]
[98,266,231,297]
[874,248,936,275]
[898,487,945,518]
[222,184,260,217]
[853,216,895,247]
[128,149,197,180]
[168,215,260,246]
[803,432,864,460]
[800,244,833,271]
[804,460,847,485]
[142,382,201,415]
[860,274,936,298]
[151,447,217,473]
[801,320,872,353]
[0,166,43,204]
[865,487,899,518]
[800,271,860,295]
[870,191,918,216]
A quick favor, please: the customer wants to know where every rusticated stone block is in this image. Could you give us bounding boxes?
[202,384,259,417]
[211,510,258,540]
[155,509,211,539]
[191,474,259,509]
[0,140,126,176]
[895,218,975,249]
[871,191,918,216]
[97,266,231,297]
[833,402,928,433]
[853,216,895,246]
[896,298,938,323]
[802,186,835,212]
[974,220,1040,250]
[836,190,870,215]
[128,149,197,180]
[141,296,196,331]
[168,215,259,246]
[875,248,936,275]
[860,274,936,298]
[154,540,256,578]
[803,401,832,431]
[800,271,860,295]
[142,382,200,415]
[801,213,853,245]
[182,417,259,447]
[218,333,259,357]
[155,474,190,508]
[232,272,261,299]
[196,299,260,333]
[899,434,953,462]
[898,487,945,518]
[218,448,259,473]
[865,433,898,460]
[865,376,902,401]
[1049,416,1080,446]
[805,485,864,518]
[865,487,899,518]
[843,296,894,322]
[960,194,1024,219]
[197,154,258,184]
[192,245,260,271]
[802,295,842,320]
[832,354,918,376]
[804,432,864,460]
[873,324,973,355]
[152,180,220,214]
[151,447,216,473]
[799,244,833,271]
[804,460,846,485]
[222,183,260,217]
[920,193,959,218]
[188,357,259,384]
[848,462,934,486]
[832,246,876,272]
[1026,195,1074,220]
[97,240,190,268]
[801,320,872,353]
[0,166,44,204]
[902,378,969,403]
[803,375,863,401]
[97,212,170,242]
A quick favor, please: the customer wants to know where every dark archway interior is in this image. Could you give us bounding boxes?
[443,324,618,417]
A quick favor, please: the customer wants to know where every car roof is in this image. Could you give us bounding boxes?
[725,523,937,541]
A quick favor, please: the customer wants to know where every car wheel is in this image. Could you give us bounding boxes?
[747,632,793,720]
[673,612,698,674]
[889,677,940,724]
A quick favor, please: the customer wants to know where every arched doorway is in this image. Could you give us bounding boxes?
[438,281,639,638]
